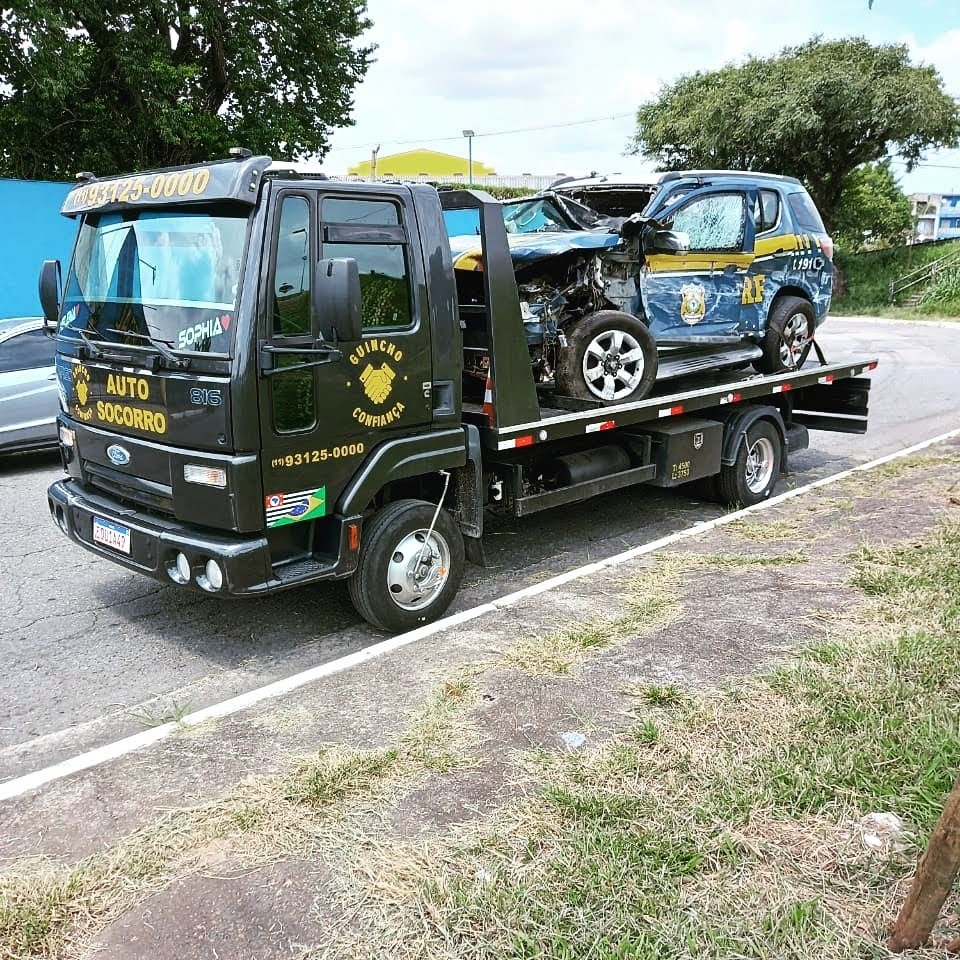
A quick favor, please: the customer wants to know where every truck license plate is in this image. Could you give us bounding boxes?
[92,517,131,555]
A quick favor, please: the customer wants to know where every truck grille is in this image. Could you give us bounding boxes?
[84,461,175,516]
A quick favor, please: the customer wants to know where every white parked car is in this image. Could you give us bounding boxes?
[0,317,59,453]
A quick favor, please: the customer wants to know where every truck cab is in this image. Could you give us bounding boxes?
[46,155,470,625]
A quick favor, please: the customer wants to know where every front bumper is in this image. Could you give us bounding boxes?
[48,479,355,596]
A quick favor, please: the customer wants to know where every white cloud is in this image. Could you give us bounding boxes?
[323,0,960,189]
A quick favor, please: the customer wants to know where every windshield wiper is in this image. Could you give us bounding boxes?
[75,327,106,358]
[104,329,190,369]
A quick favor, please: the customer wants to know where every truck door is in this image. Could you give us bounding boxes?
[640,187,757,340]
[258,186,432,533]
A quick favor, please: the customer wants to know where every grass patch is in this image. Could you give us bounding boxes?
[0,676,479,959]
[832,240,960,317]
[727,518,817,543]
[344,521,960,959]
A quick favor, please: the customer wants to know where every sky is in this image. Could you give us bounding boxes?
[323,0,960,195]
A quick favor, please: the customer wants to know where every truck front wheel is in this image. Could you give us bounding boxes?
[716,420,782,506]
[348,499,465,633]
[556,311,658,404]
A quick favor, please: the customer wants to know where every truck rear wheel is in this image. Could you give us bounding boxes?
[348,499,464,633]
[556,311,658,404]
[716,420,782,506]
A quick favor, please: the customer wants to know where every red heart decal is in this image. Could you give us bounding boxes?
[220,314,232,330]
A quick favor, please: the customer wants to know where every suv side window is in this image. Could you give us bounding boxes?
[755,190,780,233]
[788,192,827,233]
[668,193,746,252]
[0,329,55,374]
[321,198,412,331]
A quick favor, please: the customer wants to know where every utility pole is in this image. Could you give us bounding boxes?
[462,129,475,185]
[370,144,380,181]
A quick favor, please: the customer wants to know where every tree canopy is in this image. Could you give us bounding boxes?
[0,1,375,180]
[833,160,913,251]
[632,37,960,229]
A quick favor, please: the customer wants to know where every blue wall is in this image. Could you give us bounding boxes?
[0,179,75,319]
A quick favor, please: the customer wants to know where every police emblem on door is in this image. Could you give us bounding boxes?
[680,283,706,325]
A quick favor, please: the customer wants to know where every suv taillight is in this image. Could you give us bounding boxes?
[821,236,834,260]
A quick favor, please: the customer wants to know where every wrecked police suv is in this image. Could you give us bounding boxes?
[447,171,834,404]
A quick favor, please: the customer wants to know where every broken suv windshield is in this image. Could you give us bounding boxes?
[503,198,577,234]
[59,207,248,355]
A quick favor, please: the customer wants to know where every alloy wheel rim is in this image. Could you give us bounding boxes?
[779,313,810,365]
[582,328,646,401]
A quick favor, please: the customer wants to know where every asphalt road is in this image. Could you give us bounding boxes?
[2,317,958,780]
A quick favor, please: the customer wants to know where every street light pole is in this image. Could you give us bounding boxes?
[462,129,475,185]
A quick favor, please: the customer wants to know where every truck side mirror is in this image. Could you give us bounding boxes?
[39,259,62,328]
[645,229,690,254]
[313,257,363,343]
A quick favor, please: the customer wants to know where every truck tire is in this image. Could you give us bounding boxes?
[716,420,782,506]
[686,474,720,503]
[755,296,816,373]
[556,311,658,404]
[348,499,464,633]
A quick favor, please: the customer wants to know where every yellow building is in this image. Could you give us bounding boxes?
[347,148,496,179]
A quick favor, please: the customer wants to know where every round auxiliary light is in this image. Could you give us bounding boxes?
[175,552,191,583]
[204,559,224,592]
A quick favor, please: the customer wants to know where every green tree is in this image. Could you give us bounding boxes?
[0,1,374,179]
[632,37,960,229]
[833,160,913,251]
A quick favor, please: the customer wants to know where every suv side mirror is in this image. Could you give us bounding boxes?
[646,229,690,254]
[313,257,362,343]
[38,259,62,328]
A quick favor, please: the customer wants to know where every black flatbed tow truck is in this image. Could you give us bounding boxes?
[42,154,875,631]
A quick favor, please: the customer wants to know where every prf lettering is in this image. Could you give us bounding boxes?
[106,373,150,400]
[741,275,766,305]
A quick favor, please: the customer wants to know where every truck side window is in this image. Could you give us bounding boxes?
[270,195,316,432]
[273,196,311,338]
[321,198,412,331]
[667,193,746,252]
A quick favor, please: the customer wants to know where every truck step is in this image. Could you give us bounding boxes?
[656,346,762,382]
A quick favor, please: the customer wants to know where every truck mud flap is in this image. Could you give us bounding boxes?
[789,376,871,435]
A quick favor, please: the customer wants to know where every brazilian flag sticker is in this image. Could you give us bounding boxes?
[264,486,327,527]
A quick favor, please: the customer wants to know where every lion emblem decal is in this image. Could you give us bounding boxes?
[679,283,707,325]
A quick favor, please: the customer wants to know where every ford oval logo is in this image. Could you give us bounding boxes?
[106,444,131,467]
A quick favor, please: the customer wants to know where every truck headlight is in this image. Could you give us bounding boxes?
[183,464,227,488]
[59,425,76,447]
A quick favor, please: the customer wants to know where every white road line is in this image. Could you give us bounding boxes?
[3,425,959,804]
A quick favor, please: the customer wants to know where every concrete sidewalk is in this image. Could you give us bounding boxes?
[2,437,958,960]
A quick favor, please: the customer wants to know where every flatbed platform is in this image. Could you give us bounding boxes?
[465,356,877,451]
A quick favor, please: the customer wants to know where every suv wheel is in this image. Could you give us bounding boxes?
[755,296,816,374]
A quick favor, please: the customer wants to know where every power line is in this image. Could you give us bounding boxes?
[326,112,635,153]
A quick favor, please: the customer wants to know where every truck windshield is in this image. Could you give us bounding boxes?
[59,207,249,355]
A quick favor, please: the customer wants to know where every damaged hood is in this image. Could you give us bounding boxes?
[450,230,621,270]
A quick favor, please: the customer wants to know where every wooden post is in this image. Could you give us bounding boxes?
[888,775,960,952]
